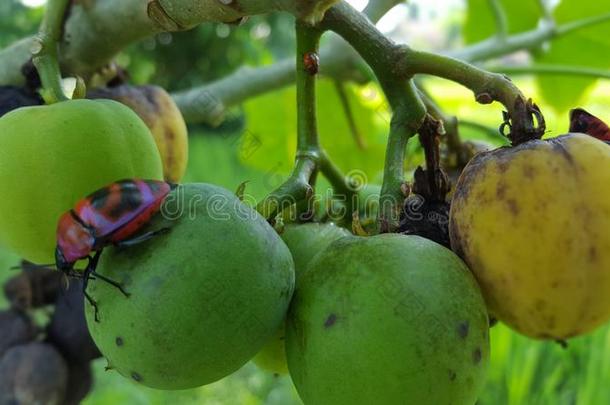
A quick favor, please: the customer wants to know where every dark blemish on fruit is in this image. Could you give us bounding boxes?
[324,314,337,328]
[473,347,482,364]
[589,246,598,262]
[506,199,520,215]
[496,181,507,199]
[449,370,457,381]
[132,372,142,382]
[535,300,547,311]
[115,337,124,347]
[546,316,556,329]
[457,322,470,339]
[523,165,536,179]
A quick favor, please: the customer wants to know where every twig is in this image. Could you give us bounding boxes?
[32,0,71,104]
[488,0,508,39]
[450,12,610,62]
[334,80,367,150]
[488,64,610,80]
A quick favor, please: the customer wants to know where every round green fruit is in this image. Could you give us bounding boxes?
[281,223,352,282]
[286,234,489,405]
[253,223,351,374]
[0,99,163,263]
[85,183,295,390]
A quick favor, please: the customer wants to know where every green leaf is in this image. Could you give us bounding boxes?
[536,0,610,112]
[464,0,541,44]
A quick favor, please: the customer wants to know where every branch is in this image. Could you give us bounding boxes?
[173,0,396,124]
[451,12,610,62]
[321,2,427,232]
[175,3,610,126]
[0,0,342,84]
[488,64,610,80]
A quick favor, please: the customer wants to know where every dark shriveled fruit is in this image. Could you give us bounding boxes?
[46,279,101,364]
[0,310,38,358]
[0,343,68,405]
[86,183,295,390]
[286,234,489,405]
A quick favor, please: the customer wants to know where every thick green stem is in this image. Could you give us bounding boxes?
[32,0,71,104]
[402,50,544,144]
[256,21,323,220]
[296,22,322,152]
[256,157,317,220]
[378,83,425,232]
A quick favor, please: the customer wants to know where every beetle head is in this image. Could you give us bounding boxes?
[54,245,74,275]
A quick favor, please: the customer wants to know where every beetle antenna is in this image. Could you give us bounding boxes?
[10,262,56,271]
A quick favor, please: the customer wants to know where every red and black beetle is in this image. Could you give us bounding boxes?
[55,179,175,321]
[569,108,610,142]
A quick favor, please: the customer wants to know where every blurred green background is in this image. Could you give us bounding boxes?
[2,0,610,403]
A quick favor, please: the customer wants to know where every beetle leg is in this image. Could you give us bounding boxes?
[86,249,130,298]
[114,227,171,249]
[82,266,100,322]
[90,271,130,298]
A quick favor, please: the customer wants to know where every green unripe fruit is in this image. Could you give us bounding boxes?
[85,183,295,390]
[253,223,351,375]
[281,223,352,283]
[0,99,163,263]
[287,234,489,405]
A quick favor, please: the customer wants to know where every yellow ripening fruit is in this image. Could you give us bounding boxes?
[450,133,610,340]
[88,85,188,183]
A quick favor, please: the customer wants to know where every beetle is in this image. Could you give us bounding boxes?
[55,179,176,321]
[570,108,610,142]
[303,51,320,75]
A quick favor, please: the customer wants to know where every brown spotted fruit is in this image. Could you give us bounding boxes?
[88,85,189,183]
[253,223,351,375]
[286,234,489,405]
[85,183,295,390]
[450,133,610,340]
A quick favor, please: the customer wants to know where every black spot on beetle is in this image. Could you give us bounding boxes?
[324,314,337,328]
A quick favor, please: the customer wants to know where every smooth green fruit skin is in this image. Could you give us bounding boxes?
[85,184,295,390]
[253,223,351,374]
[287,234,489,405]
[0,99,163,263]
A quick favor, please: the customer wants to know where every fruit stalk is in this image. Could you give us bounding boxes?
[256,21,322,220]
[31,0,71,104]
[257,20,357,222]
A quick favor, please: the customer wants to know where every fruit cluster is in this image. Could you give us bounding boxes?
[1,77,610,405]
